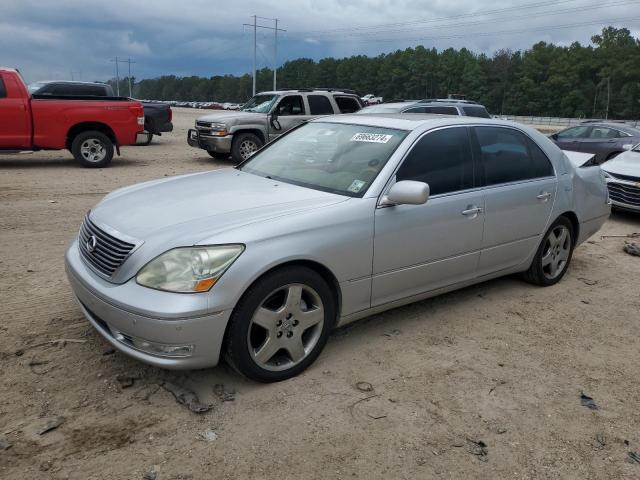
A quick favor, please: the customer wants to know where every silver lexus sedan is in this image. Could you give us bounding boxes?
[65,114,610,382]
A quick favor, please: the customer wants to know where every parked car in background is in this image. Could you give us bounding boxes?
[67,113,610,382]
[361,93,383,105]
[601,142,640,212]
[188,88,364,162]
[1,67,144,167]
[357,99,491,118]
[549,122,640,164]
[28,80,173,145]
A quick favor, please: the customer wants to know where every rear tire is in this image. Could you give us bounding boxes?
[224,266,336,382]
[523,216,574,286]
[207,150,229,160]
[231,132,263,163]
[71,131,114,168]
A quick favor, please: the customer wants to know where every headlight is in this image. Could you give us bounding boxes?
[209,122,227,131]
[136,245,244,293]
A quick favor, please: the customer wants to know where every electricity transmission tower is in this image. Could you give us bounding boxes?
[243,16,286,95]
[110,57,136,97]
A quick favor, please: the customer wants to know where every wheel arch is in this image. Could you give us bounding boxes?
[232,128,266,145]
[556,211,580,245]
[66,122,117,150]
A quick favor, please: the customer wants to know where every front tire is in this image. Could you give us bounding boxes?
[523,216,574,286]
[231,132,263,163]
[71,131,114,168]
[224,266,336,382]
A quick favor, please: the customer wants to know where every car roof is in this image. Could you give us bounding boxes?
[258,90,357,95]
[311,113,509,131]
[30,80,110,86]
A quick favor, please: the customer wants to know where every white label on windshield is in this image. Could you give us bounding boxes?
[350,133,393,144]
[347,179,366,193]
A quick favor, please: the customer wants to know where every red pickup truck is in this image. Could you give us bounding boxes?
[0,67,144,167]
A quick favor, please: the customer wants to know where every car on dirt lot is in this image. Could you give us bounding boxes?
[66,114,610,382]
[600,142,640,212]
[187,89,364,163]
[549,121,640,164]
[0,67,144,167]
[358,99,491,118]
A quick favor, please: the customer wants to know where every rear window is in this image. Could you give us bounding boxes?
[0,78,6,98]
[462,106,490,118]
[334,96,361,113]
[41,83,110,96]
[308,95,334,115]
[424,106,459,115]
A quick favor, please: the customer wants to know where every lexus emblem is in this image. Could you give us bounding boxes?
[86,235,98,253]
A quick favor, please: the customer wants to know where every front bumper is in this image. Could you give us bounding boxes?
[187,129,232,153]
[65,240,232,369]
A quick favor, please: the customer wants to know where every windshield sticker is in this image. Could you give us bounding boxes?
[347,179,366,193]
[350,133,393,144]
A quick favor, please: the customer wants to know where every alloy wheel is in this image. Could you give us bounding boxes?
[247,283,324,372]
[541,225,571,280]
[239,140,258,159]
[80,138,107,163]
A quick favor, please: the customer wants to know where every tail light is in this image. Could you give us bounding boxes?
[167,108,173,122]
[128,104,145,126]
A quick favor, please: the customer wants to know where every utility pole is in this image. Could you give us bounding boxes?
[123,58,136,97]
[605,76,611,120]
[110,57,120,96]
[243,16,285,95]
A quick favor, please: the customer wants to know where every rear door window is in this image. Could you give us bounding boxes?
[0,78,6,98]
[404,106,428,113]
[589,127,620,139]
[334,96,361,113]
[462,106,490,118]
[307,95,334,115]
[475,126,554,186]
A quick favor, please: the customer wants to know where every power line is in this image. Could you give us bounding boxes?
[292,0,592,35]
[302,0,638,40]
[243,16,286,95]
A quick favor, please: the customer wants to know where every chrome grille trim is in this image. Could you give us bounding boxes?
[607,182,640,206]
[78,215,139,278]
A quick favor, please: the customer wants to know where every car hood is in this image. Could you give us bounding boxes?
[90,168,347,243]
[601,151,640,177]
[196,110,266,123]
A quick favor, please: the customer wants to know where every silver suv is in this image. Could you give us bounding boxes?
[188,89,363,162]
[358,99,491,118]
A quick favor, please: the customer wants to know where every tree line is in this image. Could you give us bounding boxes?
[128,27,640,119]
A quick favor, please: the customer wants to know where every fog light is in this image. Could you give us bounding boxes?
[113,330,194,357]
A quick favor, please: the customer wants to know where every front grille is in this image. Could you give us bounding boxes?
[196,121,211,128]
[607,182,640,207]
[78,216,135,277]
[608,172,640,183]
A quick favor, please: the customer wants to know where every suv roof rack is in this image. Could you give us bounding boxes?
[418,98,479,105]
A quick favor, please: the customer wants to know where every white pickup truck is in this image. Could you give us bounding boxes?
[361,94,383,105]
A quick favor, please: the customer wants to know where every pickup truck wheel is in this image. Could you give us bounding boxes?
[523,216,574,287]
[71,131,114,168]
[207,150,229,160]
[231,133,263,163]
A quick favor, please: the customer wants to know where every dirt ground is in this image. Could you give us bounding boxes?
[1,108,639,480]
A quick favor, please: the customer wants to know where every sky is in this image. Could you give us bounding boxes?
[3,0,640,83]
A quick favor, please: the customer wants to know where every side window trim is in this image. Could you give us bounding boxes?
[377,125,481,206]
[0,77,6,98]
[472,125,556,189]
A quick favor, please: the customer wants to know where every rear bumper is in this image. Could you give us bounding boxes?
[65,240,231,369]
[187,129,232,153]
[147,121,173,135]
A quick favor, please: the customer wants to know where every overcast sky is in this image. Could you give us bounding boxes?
[3,0,640,83]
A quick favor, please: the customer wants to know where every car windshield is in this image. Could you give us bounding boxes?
[241,94,278,113]
[239,122,409,197]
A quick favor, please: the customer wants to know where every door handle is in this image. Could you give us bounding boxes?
[536,192,552,201]
[461,206,483,216]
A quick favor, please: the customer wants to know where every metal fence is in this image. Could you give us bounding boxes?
[498,115,640,129]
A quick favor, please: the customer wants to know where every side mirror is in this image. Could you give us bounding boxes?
[381,180,430,206]
[270,113,281,131]
[550,133,558,140]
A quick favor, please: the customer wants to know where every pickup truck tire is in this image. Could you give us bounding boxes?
[71,131,114,168]
[231,133,263,163]
[207,150,229,160]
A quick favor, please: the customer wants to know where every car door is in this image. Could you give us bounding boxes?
[552,125,590,152]
[473,126,557,275]
[0,73,31,149]
[579,126,627,163]
[372,126,485,306]
[267,95,312,141]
